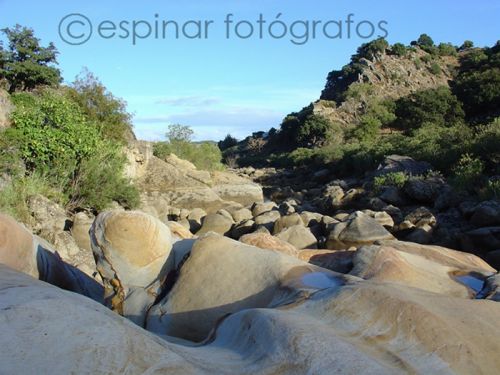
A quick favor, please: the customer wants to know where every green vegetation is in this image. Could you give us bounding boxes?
[218,134,238,151]
[391,43,408,57]
[355,38,389,61]
[429,62,442,75]
[374,172,409,191]
[0,25,61,93]
[450,153,485,193]
[154,124,224,171]
[66,69,134,143]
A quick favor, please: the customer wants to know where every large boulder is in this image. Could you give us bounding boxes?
[273,213,304,234]
[196,213,234,236]
[90,210,173,326]
[374,155,432,176]
[239,232,299,257]
[471,200,500,227]
[327,212,394,250]
[211,171,264,207]
[146,233,345,342]
[0,89,12,129]
[276,225,318,249]
[351,241,496,298]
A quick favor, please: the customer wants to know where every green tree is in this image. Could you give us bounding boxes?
[460,40,474,50]
[0,25,61,93]
[298,115,334,147]
[355,38,389,61]
[391,43,408,57]
[395,86,465,133]
[66,68,134,143]
[218,134,238,150]
[417,34,434,48]
[167,124,194,143]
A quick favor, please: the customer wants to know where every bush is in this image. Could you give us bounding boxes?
[394,86,465,133]
[438,43,458,56]
[0,173,64,223]
[417,34,434,48]
[298,114,336,147]
[451,154,485,192]
[218,134,238,151]
[66,69,134,143]
[153,140,224,171]
[5,89,138,211]
[429,62,442,75]
[355,38,389,61]
[391,43,408,57]
[374,172,409,191]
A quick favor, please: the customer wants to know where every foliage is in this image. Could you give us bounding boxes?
[297,114,335,147]
[218,134,238,151]
[429,62,442,75]
[451,153,485,192]
[417,34,434,48]
[66,68,133,143]
[391,43,408,57]
[0,25,61,93]
[394,86,465,133]
[459,41,474,51]
[154,126,224,171]
[5,89,138,211]
[481,179,500,200]
[355,38,389,61]
[438,43,458,56]
[0,173,64,223]
[373,172,409,191]
[453,43,500,120]
[166,124,194,143]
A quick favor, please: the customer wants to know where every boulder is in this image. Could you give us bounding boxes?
[196,213,234,236]
[327,212,394,250]
[254,210,281,231]
[374,155,432,176]
[360,240,496,298]
[28,194,68,234]
[272,213,304,234]
[403,178,444,204]
[276,225,318,250]
[229,207,253,224]
[230,219,255,239]
[298,249,355,274]
[211,171,264,207]
[461,227,500,254]
[70,212,94,252]
[251,201,278,217]
[164,221,193,240]
[239,232,299,257]
[471,200,500,227]
[90,210,173,326]
[146,233,347,342]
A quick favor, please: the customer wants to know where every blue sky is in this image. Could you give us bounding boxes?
[0,1,499,141]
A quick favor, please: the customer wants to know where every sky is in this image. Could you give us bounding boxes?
[0,1,499,141]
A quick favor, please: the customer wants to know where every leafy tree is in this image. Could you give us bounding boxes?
[453,44,500,120]
[460,40,474,51]
[166,124,194,143]
[218,134,238,151]
[0,25,61,93]
[438,43,458,56]
[391,43,408,57]
[395,86,465,133]
[355,38,389,61]
[66,68,134,143]
[298,115,334,147]
[417,34,434,48]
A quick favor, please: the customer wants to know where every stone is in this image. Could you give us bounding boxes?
[70,212,94,252]
[361,210,394,229]
[379,186,407,206]
[239,232,299,257]
[196,213,234,236]
[28,194,68,234]
[404,206,437,228]
[164,221,193,240]
[187,207,207,233]
[251,201,278,217]
[272,213,304,235]
[254,210,281,231]
[230,207,253,224]
[404,225,433,244]
[211,171,264,207]
[300,211,324,227]
[461,227,500,254]
[471,200,500,227]
[230,219,255,239]
[374,155,432,177]
[298,249,355,274]
[276,225,317,250]
[326,212,394,250]
[351,241,495,298]
[146,233,346,342]
[90,210,173,326]
[403,178,444,204]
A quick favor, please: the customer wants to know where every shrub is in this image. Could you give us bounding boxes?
[417,34,434,48]
[438,43,458,57]
[0,173,64,223]
[153,140,224,171]
[394,86,465,133]
[66,69,134,143]
[459,41,474,51]
[355,38,389,61]
[374,172,409,191]
[451,154,485,192]
[481,179,500,200]
[218,134,238,151]
[6,89,138,211]
[414,57,423,69]
[429,62,442,75]
[391,43,408,57]
[298,114,335,147]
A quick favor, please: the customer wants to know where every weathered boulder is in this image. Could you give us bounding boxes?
[251,201,278,217]
[70,212,93,252]
[196,213,234,236]
[211,171,264,207]
[273,213,304,234]
[239,232,299,257]
[374,155,432,176]
[146,233,344,342]
[276,225,318,249]
[403,178,444,204]
[298,249,355,273]
[471,200,500,227]
[254,210,281,231]
[327,212,394,250]
[90,210,173,326]
[27,194,68,234]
